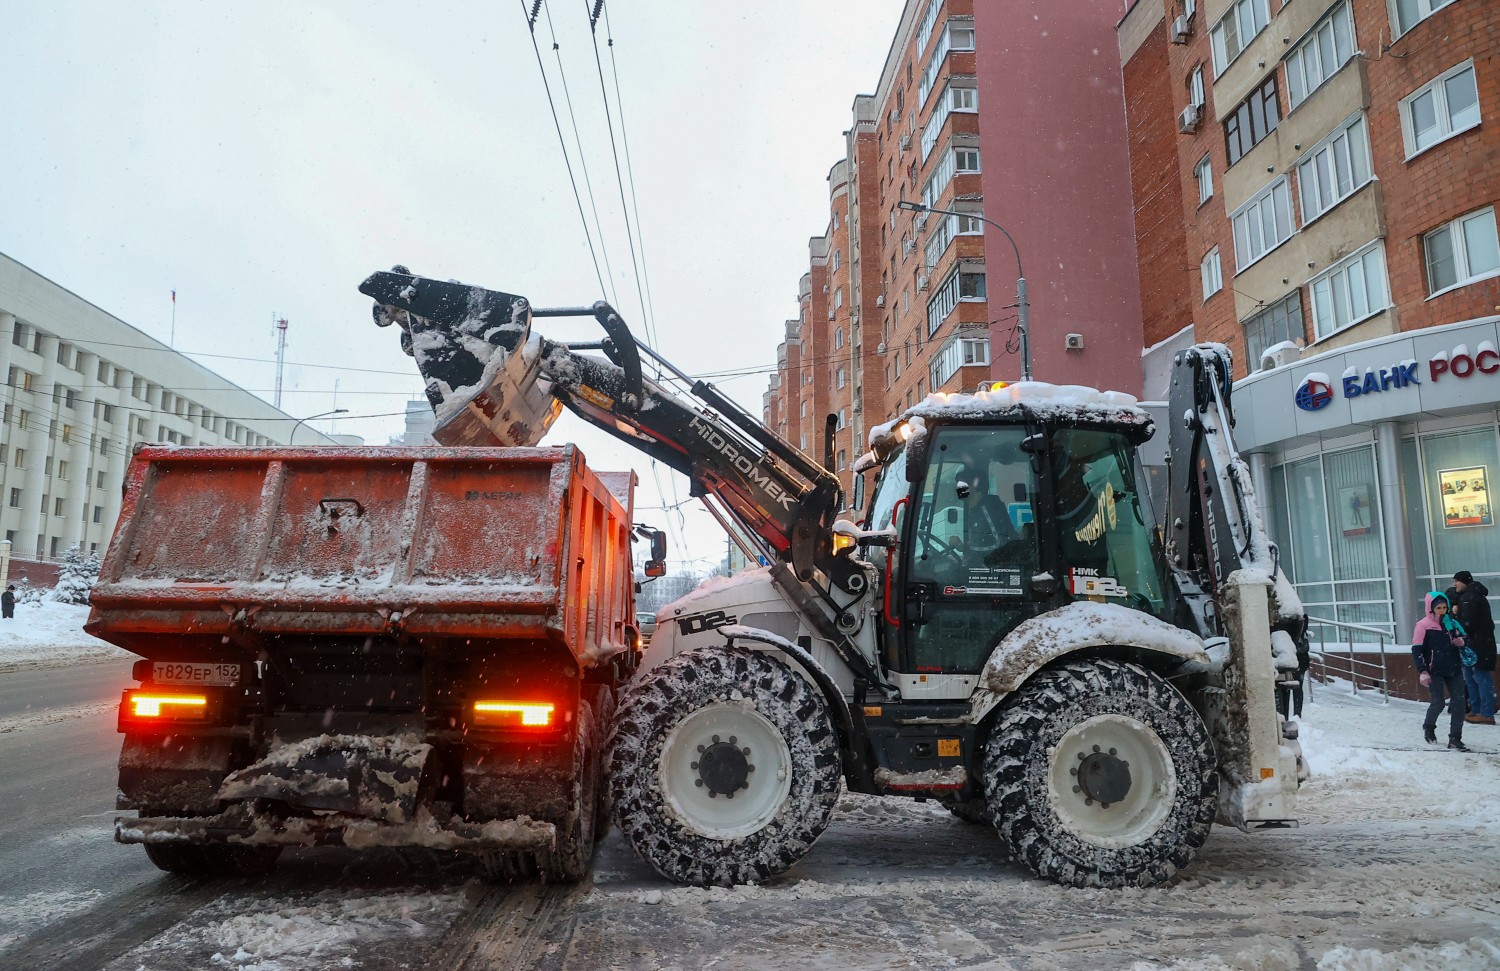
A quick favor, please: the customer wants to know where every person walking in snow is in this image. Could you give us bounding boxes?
[1446,570,1496,725]
[1,584,13,620]
[1412,591,1470,751]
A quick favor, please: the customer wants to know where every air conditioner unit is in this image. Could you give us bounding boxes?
[914,212,928,231]
[917,274,930,291]
[1170,14,1191,43]
[827,311,836,321]
[1178,104,1202,134]
[899,133,911,153]
[1065,333,1085,350]
[875,294,884,307]
[877,342,888,354]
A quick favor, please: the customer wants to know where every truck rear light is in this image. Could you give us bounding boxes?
[120,689,213,731]
[472,700,556,729]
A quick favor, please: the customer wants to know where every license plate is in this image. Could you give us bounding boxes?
[152,662,241,686]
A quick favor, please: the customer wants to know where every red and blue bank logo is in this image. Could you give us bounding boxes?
[1294,377,1333,411]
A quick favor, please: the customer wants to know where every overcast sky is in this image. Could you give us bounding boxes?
[0,1,902,570]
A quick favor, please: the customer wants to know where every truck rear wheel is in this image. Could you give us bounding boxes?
[983,658,1216,888]
[608,646,840,887]
[143,842,281,876]
[479,703,599,884]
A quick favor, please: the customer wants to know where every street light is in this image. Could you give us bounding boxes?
[897,200,1032,382]
[289,408,348,444]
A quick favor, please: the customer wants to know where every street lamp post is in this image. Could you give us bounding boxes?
[897,200,1032,382]
[289,408,348,445]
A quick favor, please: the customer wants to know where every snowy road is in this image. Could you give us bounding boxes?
[1,665,1497,970]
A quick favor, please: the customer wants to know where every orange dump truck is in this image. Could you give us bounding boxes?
[86,444,646,881]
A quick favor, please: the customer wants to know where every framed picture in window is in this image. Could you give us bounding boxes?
[1439,466,1491,529]
[1338,485,1373,537]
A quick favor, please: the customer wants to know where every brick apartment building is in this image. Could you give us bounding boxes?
[765,0,1148,507]
[1118,0,1499,642]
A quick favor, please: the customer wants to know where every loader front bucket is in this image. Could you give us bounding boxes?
[216,734,435,825]
[360,268,561,447]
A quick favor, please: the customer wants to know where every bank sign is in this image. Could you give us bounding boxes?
[1294,343,1500,411]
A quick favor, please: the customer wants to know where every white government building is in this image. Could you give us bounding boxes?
[0,252,341,563]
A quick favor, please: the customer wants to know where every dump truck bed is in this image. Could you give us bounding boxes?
[87,444,636,668]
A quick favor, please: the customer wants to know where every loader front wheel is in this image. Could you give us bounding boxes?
[608,646,841,887]
[143,842,281,876]
[983,658,1216,888]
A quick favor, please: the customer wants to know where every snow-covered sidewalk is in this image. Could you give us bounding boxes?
[0,600,132,670]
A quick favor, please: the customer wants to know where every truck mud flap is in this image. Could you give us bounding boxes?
[116,803,557,852]
[216,734,435,824]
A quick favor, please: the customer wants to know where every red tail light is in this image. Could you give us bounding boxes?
[471,700,556,730]
[119,689,212,732]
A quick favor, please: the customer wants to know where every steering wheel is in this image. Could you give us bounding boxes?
[919,532,967,574]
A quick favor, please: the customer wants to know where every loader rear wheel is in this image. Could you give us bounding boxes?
[143,842,281,876]
[983,658,1216,889]
[608,646,841,887]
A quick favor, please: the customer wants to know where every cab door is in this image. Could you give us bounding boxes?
[899,426,1043,674]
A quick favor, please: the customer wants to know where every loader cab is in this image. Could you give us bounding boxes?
[860,414,1166,678]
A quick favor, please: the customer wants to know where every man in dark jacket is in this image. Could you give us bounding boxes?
[1,585,13,619]
[1447,570,1496,724]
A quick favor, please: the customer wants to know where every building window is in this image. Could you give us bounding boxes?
[1195,154,1214,205]
[61,424,73,444]
[53,497,64,517]
[13,448,24,469]
[930,335,991,388]
[10,325,23,347]
[1225,75,1280,165]
[1243,292,1303,370]
[1188,65,1205,109]
[1210,0,1269,76]
[1298,114,1372,223]
[1394,0,1457,36]
[834,326,844,349]
[1231,176,1294,270]
[1423,207,1500,297]
[57,460,68,481]
[837,408,847,430]
[93,505,103,524]
[1309,241,1389,339]
[50,537,60,558]
[926,267,987,336]
[63,387,77,409]
[921,84,979,160]
[8,488,19,508]
[837,367,847,389]
[1285,2,1355,109]
[1201,248,1223,300]
[918,20,976,106]
[97,470,105,488]
[832,249,841,270]
[1400,61,1480,158]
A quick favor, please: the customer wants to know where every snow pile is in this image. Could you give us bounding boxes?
[131,888,465,971]
[0,600,129,671]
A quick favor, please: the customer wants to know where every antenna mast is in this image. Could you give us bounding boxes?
[273,316,289,408]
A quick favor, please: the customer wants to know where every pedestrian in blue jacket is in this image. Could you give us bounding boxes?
[1412,591,1469,751]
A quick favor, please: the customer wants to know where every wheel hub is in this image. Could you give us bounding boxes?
[692,735,754,798]
[1075,749,1132,807]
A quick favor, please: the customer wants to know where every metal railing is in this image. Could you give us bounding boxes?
[1304,615,1395,703]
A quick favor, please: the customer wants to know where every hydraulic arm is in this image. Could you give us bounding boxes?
[359,269,863,596]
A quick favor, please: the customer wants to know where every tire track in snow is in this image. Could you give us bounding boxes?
[0,875,224,971]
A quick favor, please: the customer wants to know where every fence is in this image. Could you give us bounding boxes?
[1304,615,1395,703]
